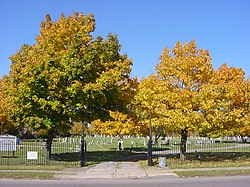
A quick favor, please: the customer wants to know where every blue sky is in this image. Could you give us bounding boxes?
[0,0,249,80]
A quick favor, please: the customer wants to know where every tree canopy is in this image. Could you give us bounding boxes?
[198,64,249,137]
[134,41,213,133]
[0,76,14,134]
[1,12,137,153]
[133,40,249,154]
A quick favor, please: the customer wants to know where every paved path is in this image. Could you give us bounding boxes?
[53,161,177,180]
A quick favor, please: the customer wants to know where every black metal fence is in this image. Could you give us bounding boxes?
[153,142,250,155]
[152,139,250,165]
[1,136,250,167]
[0,139,81,167]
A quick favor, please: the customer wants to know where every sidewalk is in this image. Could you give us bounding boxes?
[1,162,250,180]
[53,162,250,180]
[53,162,178,180]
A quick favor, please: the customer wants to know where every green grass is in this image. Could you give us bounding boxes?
[0,165,64,179]
[139,152,250,170]
[175,169,250,177]
[0,165,64,170]
[168,152,250,169]
[170,159,250,169]
[0,172,55,179]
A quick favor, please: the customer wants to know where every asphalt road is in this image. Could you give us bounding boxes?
[0,176,249,187]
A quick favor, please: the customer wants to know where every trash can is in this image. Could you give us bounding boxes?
[159,157,166,167]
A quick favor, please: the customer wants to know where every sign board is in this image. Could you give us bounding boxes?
[27,151,38,160]
[0,134,17,151]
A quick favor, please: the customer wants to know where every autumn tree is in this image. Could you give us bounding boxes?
[90,76,140,137]
[0,76,14,135]
[0,98,10,135]
[133,74,170,142]
[134,40,249,159]
[198,64,249,138]
[134,40,214,157]
[91,109,145,137]
[5,12,136,158]
[239,77,250,138]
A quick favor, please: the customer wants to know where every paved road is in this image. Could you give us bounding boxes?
[1,176,250,187]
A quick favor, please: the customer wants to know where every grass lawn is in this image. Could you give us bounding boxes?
[175,169,250,177]
[0,165,64,179]
[0,165,64,170]
[0,172,55,180]
[167,152,250,169]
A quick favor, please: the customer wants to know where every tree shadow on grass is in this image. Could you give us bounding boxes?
[50,149,147,163]
[51,152,80,162]
[51,150,250,165]
[186,152,250,162]
[87,149,148,163]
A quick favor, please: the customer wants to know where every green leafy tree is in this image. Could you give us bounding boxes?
[6,12,135,158]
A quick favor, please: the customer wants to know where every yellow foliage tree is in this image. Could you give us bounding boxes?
[134,40,214,155]
[198,64,249,137]
[134,40,249,158]
[0,76,15,134]
[91,111,144,137]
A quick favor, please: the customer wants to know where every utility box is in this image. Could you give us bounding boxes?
[159,157,167,167]
[0,134,17,152]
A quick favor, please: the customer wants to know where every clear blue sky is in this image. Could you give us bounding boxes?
[0,0,249,80]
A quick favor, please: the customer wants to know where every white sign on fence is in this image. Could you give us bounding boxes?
[0,134,17,151]
[27,151,38,160]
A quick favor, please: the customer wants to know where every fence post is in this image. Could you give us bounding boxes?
[148,112,154,166]
[80,114,87,167]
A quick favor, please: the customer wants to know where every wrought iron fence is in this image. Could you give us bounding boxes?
[1,136,249,167]
[0,139,81,167]
[151,138,250,165]
[153,141,250,155]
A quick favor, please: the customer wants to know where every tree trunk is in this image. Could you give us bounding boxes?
[180,128,188,161]
[46,130,54,160]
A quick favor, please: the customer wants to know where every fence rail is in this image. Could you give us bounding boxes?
[152,142,250,155]
[0,139,81,167]
[152,140,250,165]
[0,136,249,167]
